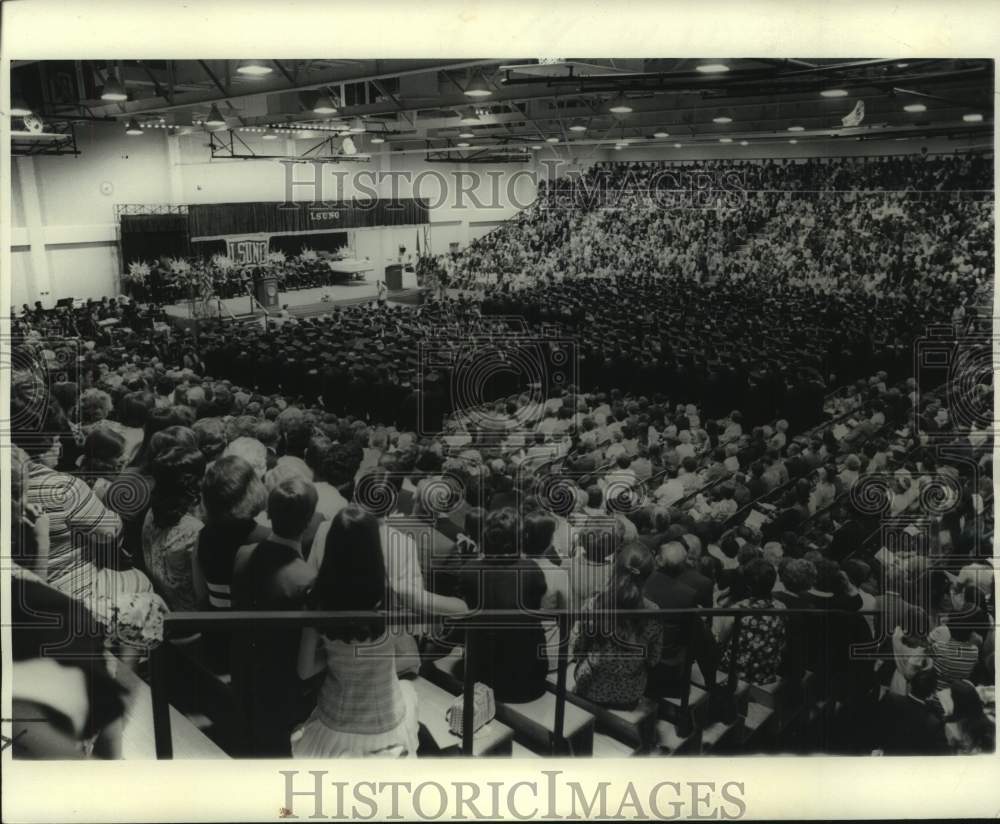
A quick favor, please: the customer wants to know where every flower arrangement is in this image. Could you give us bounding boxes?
[298,247,319,262]
[125,260,150,284]
[211,254,236,272]
[267,250,287,266]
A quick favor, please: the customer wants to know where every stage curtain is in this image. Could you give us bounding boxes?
[120,214,190,270]
[187,199,429,238]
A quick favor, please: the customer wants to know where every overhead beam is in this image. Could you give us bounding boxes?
[87,59,505,118]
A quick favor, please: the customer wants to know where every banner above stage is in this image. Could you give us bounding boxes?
[188,198,429,239]
[225,234,270,265]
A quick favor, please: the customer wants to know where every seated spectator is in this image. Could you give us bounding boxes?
[571,542,663,711]
[143,445,206,611]
[718,559,787,686]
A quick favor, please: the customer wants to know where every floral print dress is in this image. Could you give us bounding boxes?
[720,597,787,685]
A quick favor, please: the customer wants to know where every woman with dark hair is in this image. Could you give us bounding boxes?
[142,445,206,611]
[293,506,420,758]
[79,425,127,502]
[115,390,155,465]
[718,558,787,685]
[128,405,188,471]
[193,455,270,610]
[570,542,663,710]
[945,679,995,754]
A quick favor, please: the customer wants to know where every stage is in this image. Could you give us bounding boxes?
[162,280,423,325]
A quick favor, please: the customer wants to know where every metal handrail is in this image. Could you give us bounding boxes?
[150,605,881,759]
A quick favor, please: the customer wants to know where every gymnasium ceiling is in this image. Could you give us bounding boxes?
[9,58,995,159]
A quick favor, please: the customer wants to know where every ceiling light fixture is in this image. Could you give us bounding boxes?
[821,89,849,98]
[788,138,799,144]
[531,144,543,150]
[370,135,385,144]
[204,104,227,127]
[696,63,729,74]
[101,73,128,102]
[459,111,481,125]
[712,116,733,124]
[608,93,632,114]
[569,124,588,132]
[348,117,366,133]
[464,72,492,98]
[125,118,144,135]
[236,59,273,76]
[719,137,733,143]
[261,130,278,140]
[963,113,984,122]
[903,103,927,113]
[313,94,338,115]
[458,131,475,138]
[457,142,471,148]
[673,143,682,148]
[740,140,749,146]
[546,136,559,143]
[787,125,804,132]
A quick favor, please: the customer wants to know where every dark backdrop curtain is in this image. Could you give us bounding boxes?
[120,214,190,269]
[187,199,429,237]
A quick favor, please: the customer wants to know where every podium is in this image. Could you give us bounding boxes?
[254,275,280,309]
[384,264,403,291]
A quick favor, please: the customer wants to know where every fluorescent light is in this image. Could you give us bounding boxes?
[696,63,729,74]
[464,73,492,98]
[545,136,559,143]
[457,142,470,148]
[963,113,984,122]
[903,103,927,113]
[787,125,804,132]
[653,131,670,138]
[712,116,732,124]
[11,96,31,116]
[348,117,365,133]
[237,60,272,76]
[821,89,849,98]
[370,136,385,144]
[608,93,632,114]
[125,118,143,135]
[458,131,475,138]
[569,124,587,132]
[719,137,733,143]
[101,76,128,102]
[205,104,226,127]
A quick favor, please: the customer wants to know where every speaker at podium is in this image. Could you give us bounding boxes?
[384,264,403,291]
[254,274,280,309]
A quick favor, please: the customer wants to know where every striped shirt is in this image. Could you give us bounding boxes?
[26,462,122,599]
[930,636,979,685]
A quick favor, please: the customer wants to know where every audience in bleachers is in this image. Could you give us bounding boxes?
[9,152,994,758]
